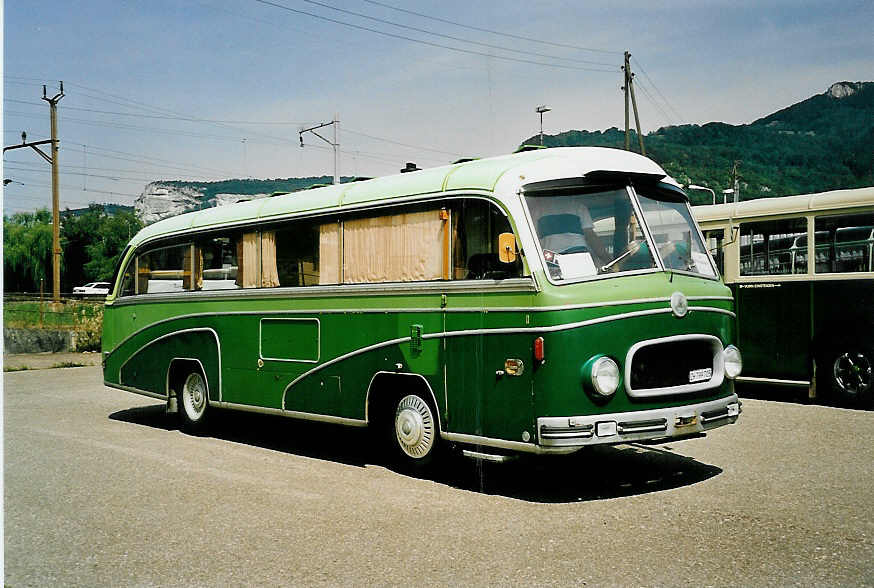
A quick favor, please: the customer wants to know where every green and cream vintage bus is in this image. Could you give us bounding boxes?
[695,187,874,408]
[103,147,742,467]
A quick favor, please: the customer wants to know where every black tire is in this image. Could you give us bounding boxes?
[385,392,443,472]
[824,349,873,408]
[178,369,211,433]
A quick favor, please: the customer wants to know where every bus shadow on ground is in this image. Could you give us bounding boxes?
[110,404,722,503]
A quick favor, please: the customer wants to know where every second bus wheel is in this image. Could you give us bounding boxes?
[179,370,211,433]
[388,393,442,471]
[826,349,873,408]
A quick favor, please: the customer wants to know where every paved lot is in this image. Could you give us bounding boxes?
[5,366,874,586]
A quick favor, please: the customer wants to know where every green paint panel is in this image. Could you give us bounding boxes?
[260,318,320,362]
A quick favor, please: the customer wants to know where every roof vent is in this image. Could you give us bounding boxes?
[401,162,421,173]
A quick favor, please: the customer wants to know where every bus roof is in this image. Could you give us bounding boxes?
[694,186,874,223]
[130,146,671,247]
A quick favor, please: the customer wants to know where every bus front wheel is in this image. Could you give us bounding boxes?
[179,370,211,433]
[825,349,873,408]
[387,393,442,471]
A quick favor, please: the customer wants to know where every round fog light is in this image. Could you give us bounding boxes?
[723,345,743,379]
[591,356,621,397]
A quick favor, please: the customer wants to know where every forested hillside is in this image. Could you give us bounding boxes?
[522,82,874,204]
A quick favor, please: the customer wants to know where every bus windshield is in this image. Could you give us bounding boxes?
[635,189,716,278]
[525,187,657,281]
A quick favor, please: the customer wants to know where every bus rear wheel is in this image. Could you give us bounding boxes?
[179,370,210,433]
[387,393,442,471]
[827,349,873,408]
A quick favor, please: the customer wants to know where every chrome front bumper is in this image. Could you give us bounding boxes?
[537,394,741,448]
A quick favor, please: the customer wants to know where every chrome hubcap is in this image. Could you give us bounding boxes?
[182,373,207,421]
[834,352,872,395]
[394,395,434,459]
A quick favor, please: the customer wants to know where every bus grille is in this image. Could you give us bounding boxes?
[627,336,722,397]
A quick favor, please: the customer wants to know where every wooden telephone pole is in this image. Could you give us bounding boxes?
[622,51,646,156]
[3,82,65,302]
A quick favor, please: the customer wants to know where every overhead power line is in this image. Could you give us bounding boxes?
[250,0,617,72]
[297,0,616,68]
[631,56,684,123]
[361,0,622,56]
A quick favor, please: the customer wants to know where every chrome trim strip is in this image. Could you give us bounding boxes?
[688,306,736,318]
[282,336,411,400]
[104,380,168,400]
[624,334,725,398]
[212,400,368,427]
[441,431,580,455]
[537,394,740,448]
[104,296,733,358]
[259,317,321,363]
[736,376,811,387]
[110,277,538,306]
[117,327,223,401]
[283,306,735,393]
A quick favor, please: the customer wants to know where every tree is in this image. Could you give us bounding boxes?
[3,209,54,292]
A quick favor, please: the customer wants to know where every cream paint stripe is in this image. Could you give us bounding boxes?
[105,296,733,358]
[279,306,734,405]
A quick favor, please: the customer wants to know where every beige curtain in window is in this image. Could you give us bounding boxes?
[319,222,341,285]
[261,231,280,288]
[235,232,260,288]
[136,257,150,294]
[182,246,203,290]
[343,210,444,283]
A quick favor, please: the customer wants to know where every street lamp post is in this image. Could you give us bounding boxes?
[688,184,715,205]
[535,105,551,145]
[722,188,735,204]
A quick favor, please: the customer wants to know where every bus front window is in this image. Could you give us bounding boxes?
[525,188,657,281]
[635,191,717,278]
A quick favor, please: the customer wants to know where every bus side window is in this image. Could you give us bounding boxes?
[704,229,725,276]
[137,242,191,294]
[268,220,328,287]
[739,218,807,276]
[199,233,242,290]
[814,213,874,274]
[119,256,135,296]
[452,200,523,280]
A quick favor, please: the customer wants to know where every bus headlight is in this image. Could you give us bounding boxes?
[582,355,621,398]
[723,345,743,379]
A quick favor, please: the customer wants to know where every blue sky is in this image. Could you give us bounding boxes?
[3,0,872,213]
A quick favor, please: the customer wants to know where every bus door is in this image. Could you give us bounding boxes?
[442,199,534,444]
[443,298,534,444]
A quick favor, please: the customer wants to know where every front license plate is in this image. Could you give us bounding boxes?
[689,367,713,383]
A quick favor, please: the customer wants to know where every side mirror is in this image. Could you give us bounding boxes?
[498,232,517,264]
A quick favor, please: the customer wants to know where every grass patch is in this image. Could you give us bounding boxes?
[4,365,31,372]
[51,361,88,369]
[4,300,104,351]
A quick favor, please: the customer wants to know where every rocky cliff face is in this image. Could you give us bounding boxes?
[134,182,268,224]
[826,81,862,99]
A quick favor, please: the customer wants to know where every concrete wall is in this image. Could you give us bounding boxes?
[4,328,77,354]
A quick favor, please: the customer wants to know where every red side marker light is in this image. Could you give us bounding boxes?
[534,336,545,363]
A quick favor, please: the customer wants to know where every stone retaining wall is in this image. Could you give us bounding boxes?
[4,328,78,354]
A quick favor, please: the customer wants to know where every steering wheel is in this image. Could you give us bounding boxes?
[558,245,589,255]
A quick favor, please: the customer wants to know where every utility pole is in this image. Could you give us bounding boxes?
[621,52,646,156]
[45,82,65,302]
[3,82,64,302]
[299,114,340,185]
[730,160,741,203]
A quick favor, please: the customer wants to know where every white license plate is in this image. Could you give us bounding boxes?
[689,368,713,383]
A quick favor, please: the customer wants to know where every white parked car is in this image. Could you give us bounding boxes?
[73,282,111,295]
